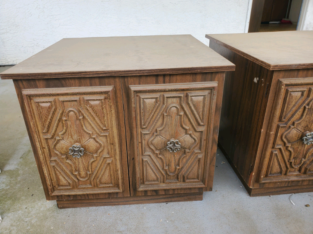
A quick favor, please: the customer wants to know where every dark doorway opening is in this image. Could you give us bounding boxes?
[249,0,303,32]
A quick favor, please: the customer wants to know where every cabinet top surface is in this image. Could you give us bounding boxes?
[1,35,234,79]
[206,31,313,70]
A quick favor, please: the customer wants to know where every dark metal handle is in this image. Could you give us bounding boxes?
[166,139,181,152]
[69,143,85,158]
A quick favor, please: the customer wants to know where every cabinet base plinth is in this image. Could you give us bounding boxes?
[57,193,203,209]
[249,186,313,197]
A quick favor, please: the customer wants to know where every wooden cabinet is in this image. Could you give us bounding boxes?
[1,35,234,208]
[207,31,313,196]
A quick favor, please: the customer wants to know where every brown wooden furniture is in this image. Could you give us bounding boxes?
[0,35,234,208]
[207,31,313,196]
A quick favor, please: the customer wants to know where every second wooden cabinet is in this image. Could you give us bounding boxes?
[207,31,313,196]
[1,35,234,208]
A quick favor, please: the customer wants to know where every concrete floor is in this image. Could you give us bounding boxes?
[0,66,313,234]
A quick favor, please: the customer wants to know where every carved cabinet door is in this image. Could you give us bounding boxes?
[129,82,217,191]
[260,78,313,183]
[22,86,125,196]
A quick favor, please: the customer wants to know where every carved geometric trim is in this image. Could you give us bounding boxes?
[50,161,73,189]
[187,92,209,126]
[52,108,104,181]
[266,151,284,177]
[84,96,108,131]
[140,94,161,129]
[166,94,204,132]
[22,86,124,196]
[303,158,313,174]
[130,82,217,191]
[183,154,202,182]
[143,156,163,185]
[148,104,198,177]
[50,157,78,183]
[280,88,306,122]
[34,98,57,133]
[260,79,313,183]
[97,158,115,187]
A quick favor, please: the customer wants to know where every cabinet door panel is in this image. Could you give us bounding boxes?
[129,82,217,191]
[22,86,124,196]
[260,78,313,183]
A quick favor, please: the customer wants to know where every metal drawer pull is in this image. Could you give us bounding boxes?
[166,139,182,152]
[69,143,85,158]
[303,132,313,145]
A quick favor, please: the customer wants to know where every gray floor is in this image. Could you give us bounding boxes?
[0,66,312,234]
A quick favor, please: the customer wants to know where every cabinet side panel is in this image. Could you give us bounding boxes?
[13,77,130,201]
[210,41,273,185]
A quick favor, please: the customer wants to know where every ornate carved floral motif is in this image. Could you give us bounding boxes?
[24,87,123,195]
[53,109,104,181]
[265,86,313,180]
[149,105,197,177]
[281,99,313,172]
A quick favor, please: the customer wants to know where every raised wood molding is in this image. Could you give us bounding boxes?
[260,78,313,183]
[129,82,217,191]
[22,86,124,196]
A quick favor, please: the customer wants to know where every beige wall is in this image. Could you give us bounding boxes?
[289,0,303,23]
[298,0,313,30]
[0,0,253,65]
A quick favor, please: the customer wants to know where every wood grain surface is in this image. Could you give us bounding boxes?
[253,69,313,192]
[22,86,124,197]
[210,41,273,186]
[13,72,226,203]
[14,77,130,201]
[129,82,217,191]
[121,73,225,196]
[206,31,313,71]
[210,34,313,196]
[7,35,232,206]
[1,35,234,80]
[57,192,203,209]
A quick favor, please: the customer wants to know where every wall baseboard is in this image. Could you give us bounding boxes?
[0,65,15,67]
